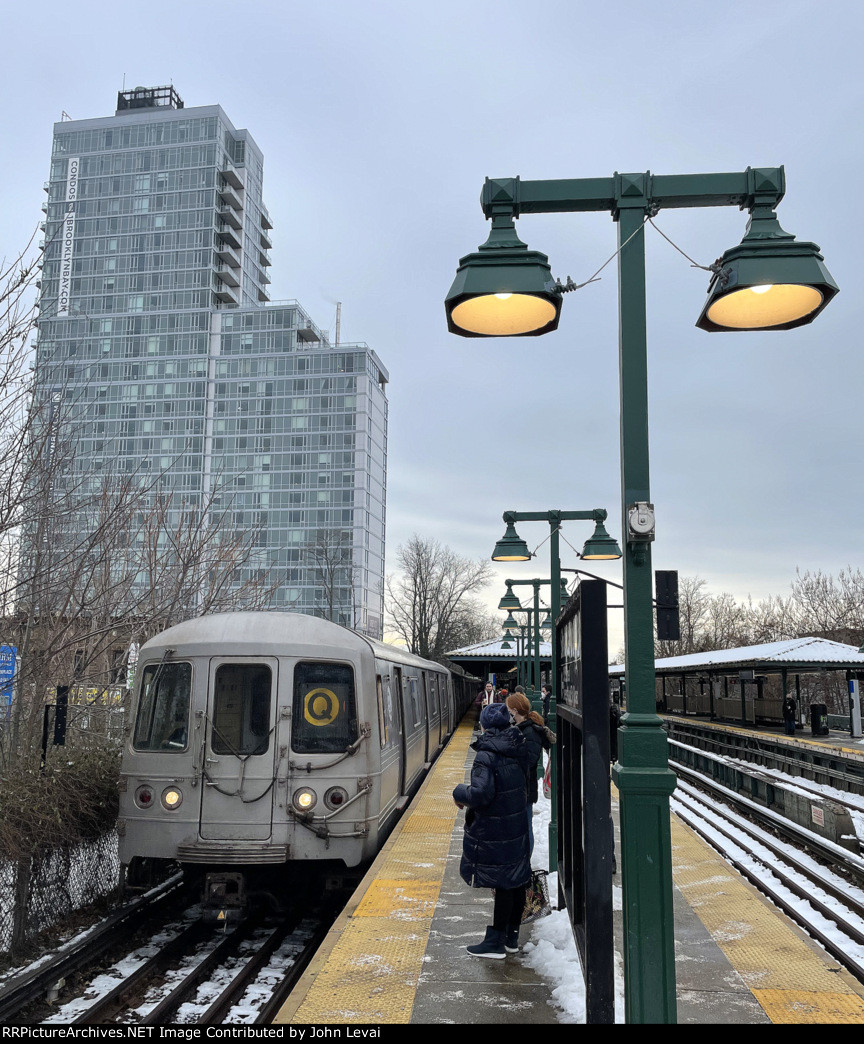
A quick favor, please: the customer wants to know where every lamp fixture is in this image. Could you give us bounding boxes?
[696,205,838,332]
[498,585,522,611]
[581,519,623,561]
[491,520,532,562]
[445,204,561,338]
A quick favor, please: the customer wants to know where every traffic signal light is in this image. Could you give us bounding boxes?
[655,570,680,641]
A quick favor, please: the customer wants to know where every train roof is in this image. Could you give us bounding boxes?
[139,611,450,674]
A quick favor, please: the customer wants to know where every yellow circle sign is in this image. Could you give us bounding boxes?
[304,687,339,726]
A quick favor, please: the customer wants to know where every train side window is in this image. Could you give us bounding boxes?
[383,676,396,746]
[133,661,192,751]
[293,662,357,753]
[408,678,422,727]
[376,675,387,749]
[212,664,272,756]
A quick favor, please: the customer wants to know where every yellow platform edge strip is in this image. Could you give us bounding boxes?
[273,717,475,1024]
[671,813,864,1023]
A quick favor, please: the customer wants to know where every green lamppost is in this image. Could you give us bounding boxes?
[446,168,837,1024]
[499,578,556,693]
[493,510,622,872]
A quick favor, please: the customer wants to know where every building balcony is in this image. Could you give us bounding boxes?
[259,228,273,250]
[213,279,239,304]
[257,287,270,303]
[216,222,242,249]
[215,263,240,287]
[218,182,244,211]
[261,207,273,230]
[214,240,242,268]
[219,164,245,191]
[259,250,272,267]
[297,323,321,343]
[217,203,242,230]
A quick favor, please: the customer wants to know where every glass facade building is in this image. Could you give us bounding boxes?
[33,88,387,637]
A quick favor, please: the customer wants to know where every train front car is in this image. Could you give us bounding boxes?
[119,612,383,920]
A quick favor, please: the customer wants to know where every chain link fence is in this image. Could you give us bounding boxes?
[0,830,120,957]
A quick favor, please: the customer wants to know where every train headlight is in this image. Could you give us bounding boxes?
[292,787,317,813]
[161,787,183,810]
[324,786,349,810]
[134,785,155,810]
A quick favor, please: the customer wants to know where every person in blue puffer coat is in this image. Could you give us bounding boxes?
[453,701,531,959]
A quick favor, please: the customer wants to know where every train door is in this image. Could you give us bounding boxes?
[421,672,431,762]
[199,658,278,840]
[392,667,407,796]
[376,673,401,814]
[427,672,438,747]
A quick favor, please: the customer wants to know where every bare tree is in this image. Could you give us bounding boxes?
[786,568,864,645]
[0,235,286,771]
[656,575,710,657]
[302,528,356,627]
[385,535,493,662]
[655,568,864,660]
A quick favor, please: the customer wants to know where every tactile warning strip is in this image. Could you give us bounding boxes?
[278,719,475,1024]
[671,813,864,1022]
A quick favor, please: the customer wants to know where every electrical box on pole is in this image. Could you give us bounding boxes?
[655,570,680,641]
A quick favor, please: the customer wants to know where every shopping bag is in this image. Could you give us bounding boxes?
[522,869,551,923]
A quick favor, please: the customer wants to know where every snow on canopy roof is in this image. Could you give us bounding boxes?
[608,636,864,676]
[446,636,552,659]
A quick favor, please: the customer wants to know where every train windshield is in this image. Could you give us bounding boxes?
[133,661,192,751]
[211,664,272,757]
[292,662,357,753]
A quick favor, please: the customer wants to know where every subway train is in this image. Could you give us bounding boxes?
[118,612,479,918]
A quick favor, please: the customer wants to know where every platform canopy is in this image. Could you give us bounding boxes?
[608,636,864,678]
[445,636,551,683]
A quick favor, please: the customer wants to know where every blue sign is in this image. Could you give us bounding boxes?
[0,645,17,707]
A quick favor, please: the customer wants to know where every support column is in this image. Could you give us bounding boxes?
[611,198,677,1024]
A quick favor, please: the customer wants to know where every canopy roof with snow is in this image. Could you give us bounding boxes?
[608,636,864,678]
[445,636,552,680]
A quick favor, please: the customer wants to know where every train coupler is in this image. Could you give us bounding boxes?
[202,871,247,927]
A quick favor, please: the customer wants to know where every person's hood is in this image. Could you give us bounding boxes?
[473,724,525,759]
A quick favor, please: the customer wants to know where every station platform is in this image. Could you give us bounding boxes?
[665,712,864,759]
[273,714,864,1025]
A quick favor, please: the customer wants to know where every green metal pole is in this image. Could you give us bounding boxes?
[533,585,541,695]
[611,194,678,1024]
[548,518,560,872]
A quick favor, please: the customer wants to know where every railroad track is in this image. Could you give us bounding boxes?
[3,872,341,1026]
[0,872,186,1023]
[672,774,864,984]
[27,886,341,1026]
[664,717,864,795]
[57,906,332,1025]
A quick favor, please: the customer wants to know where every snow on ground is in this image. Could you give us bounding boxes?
[521,764,625,1023]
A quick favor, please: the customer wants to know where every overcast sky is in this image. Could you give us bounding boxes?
[3,0,862,652]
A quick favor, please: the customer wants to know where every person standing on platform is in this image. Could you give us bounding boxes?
[782,694,797,735]
[506,692,555,857]
[479,681,495,707]
[453,702,531,959]
[541,683,553,721]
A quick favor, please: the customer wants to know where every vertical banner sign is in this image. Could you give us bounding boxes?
[556,579,614,1024]
[0,645,17,717]
[57,157,80,317]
